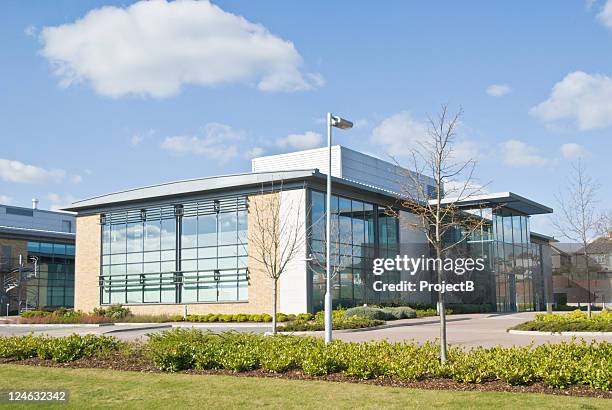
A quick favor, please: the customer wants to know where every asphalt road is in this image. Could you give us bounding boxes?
[1,312,611,347]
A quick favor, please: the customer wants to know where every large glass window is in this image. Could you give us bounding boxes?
[308,190,399,311]
[491,210,536,312]
[100,197,248,305]
[23,241,75,309]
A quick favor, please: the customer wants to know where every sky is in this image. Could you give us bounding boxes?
[1,0,611,238]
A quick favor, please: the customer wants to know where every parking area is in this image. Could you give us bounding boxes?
[1,312,610,347]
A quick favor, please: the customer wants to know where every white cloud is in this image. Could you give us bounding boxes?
[354,119,370,129]
[451,140,482,163]
[24,24,37,37]
[0,195,13,204]
[244,147,265,159]
[161,122,244,162]
[47,193,77,211]
[500,140,550,167]
[39,0,322,98]
[131,134,144,146]
[370,111,428,157]
[71,174,83,184]
[486,84,512,97]
[530,71,612,131]
[0,159,65,184]
[276,131,322,151]
[369,111,480,161]
[597,0,612,28]
[560,143,590,159]
[443,180,488,197]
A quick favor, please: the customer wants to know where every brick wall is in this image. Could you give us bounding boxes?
[73,193,279,315]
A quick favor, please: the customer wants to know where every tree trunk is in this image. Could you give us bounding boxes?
[585,252,592,319]
[436,246,447,363]
[272,279,278,335]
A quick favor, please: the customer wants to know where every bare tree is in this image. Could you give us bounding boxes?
[247,183,307,334]
[553,160,601,317]
[389,105,492,363]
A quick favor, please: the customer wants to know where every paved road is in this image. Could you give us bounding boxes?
[306,312,612,348]
[1,312,611,347]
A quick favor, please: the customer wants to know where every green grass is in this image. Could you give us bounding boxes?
[0,365,609,409]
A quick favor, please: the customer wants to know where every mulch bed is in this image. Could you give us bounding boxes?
[1,354,610,399]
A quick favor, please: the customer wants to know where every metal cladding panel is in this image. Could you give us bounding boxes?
[252,146,436,196]
[340,147,436,196]
[0,205,75,233]
[251,146,343,178]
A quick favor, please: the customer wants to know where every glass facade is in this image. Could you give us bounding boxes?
[100,196,248,305]
[309,190,398,311]
[25,241,75,309]
[308,189,545,313]
[491,210,543,312]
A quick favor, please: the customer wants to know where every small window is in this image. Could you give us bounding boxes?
[62,220,72,233]
[6,207,33,217]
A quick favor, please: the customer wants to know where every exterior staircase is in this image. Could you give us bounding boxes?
[0,256,38,314]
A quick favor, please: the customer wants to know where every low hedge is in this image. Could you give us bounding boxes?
[145,329,612,390]
[183,313,307,323]
[511,310,612,333]
[0,334,119,363]
[281,310,382,332]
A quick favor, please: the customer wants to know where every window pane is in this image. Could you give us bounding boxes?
[198,214,216,247]
[126,222,143,253]
[218,212,237,245]
[182,216,197,249]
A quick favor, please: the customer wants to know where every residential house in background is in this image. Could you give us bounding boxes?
[551,232,612,307]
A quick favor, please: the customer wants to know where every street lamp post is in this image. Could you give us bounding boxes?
[325,112,353,344]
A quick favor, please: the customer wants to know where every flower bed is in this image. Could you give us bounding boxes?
[1,331,610,391]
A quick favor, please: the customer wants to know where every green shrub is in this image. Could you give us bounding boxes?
[296,313,313,321]
[0,335,45,359]
[345,306,415,321]
[140,330,612,391]
[344,306,388,320]
[381,306,416,319]
[93,304,131,320]
[512,309,612,332]
[36,334,117,363]
[20,310,50,318]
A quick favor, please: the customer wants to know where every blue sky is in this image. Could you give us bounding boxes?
[1,0,611,237]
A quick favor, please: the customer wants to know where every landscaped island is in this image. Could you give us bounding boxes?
[510,310,612,333]
[0,330,610,394]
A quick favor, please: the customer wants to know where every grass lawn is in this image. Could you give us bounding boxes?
[0,365,610,409]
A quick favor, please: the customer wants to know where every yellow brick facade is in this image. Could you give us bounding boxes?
[74,193,279,315]
[74,215,101,312]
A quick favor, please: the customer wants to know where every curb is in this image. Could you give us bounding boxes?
[105,324,172,334]
[508,329,612,336]
[0,323,114,328]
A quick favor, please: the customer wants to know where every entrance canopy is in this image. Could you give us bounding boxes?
[431,192,553,216]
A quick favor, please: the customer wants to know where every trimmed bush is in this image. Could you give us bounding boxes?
[345,306,415,321]
[143,329,612,391]
[345,306,388,320]
[0,334,118,363]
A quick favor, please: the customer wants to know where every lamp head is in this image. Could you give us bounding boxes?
[331,115,353,129]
